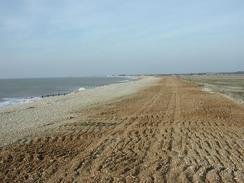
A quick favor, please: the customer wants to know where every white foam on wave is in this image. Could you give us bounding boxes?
[117,80,129,83]
[0,97,41,108]
[78,87,86,91]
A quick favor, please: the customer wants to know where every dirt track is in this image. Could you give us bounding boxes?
[0,77,244,183]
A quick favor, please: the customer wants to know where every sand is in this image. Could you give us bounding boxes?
[0,76,159,147]
[0,77,244,182]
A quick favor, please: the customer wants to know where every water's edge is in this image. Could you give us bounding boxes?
[0,77,134,108]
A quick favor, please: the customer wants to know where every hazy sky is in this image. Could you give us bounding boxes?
[0,0,244,78]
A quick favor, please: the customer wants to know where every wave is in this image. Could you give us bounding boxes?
[117,79,129,83]
[0,87,86,108]
[78,87,86,91]
[0,97,41,108]
[0,79,130,108]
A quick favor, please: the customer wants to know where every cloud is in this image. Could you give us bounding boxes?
[0,0,243,77]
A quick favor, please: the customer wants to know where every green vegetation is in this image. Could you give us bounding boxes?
[182,75,244,103]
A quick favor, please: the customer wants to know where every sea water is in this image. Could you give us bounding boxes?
[0,77,130,107]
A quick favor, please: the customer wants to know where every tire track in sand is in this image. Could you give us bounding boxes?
[0,77,244,183]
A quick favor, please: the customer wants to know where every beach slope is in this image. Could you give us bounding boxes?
[0,77,158,146]
[0,77,244,182]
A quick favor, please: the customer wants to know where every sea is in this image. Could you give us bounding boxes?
[0,77,131,108]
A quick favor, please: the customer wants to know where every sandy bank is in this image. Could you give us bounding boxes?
[0,76,159,146]
[1,77,243,182]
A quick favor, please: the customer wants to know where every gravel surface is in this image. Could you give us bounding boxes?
[1,77,243,182]
[0,77,159,146]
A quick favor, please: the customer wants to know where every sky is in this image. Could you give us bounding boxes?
[0,0,244,78]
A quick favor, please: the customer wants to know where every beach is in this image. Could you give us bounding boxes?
[0,76,158,146]
[0,77,244,182]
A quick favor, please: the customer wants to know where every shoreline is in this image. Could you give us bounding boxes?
[0,76,135,109]
[0,76,159,147]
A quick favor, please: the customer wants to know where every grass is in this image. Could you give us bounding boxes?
[182,74,244,103]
